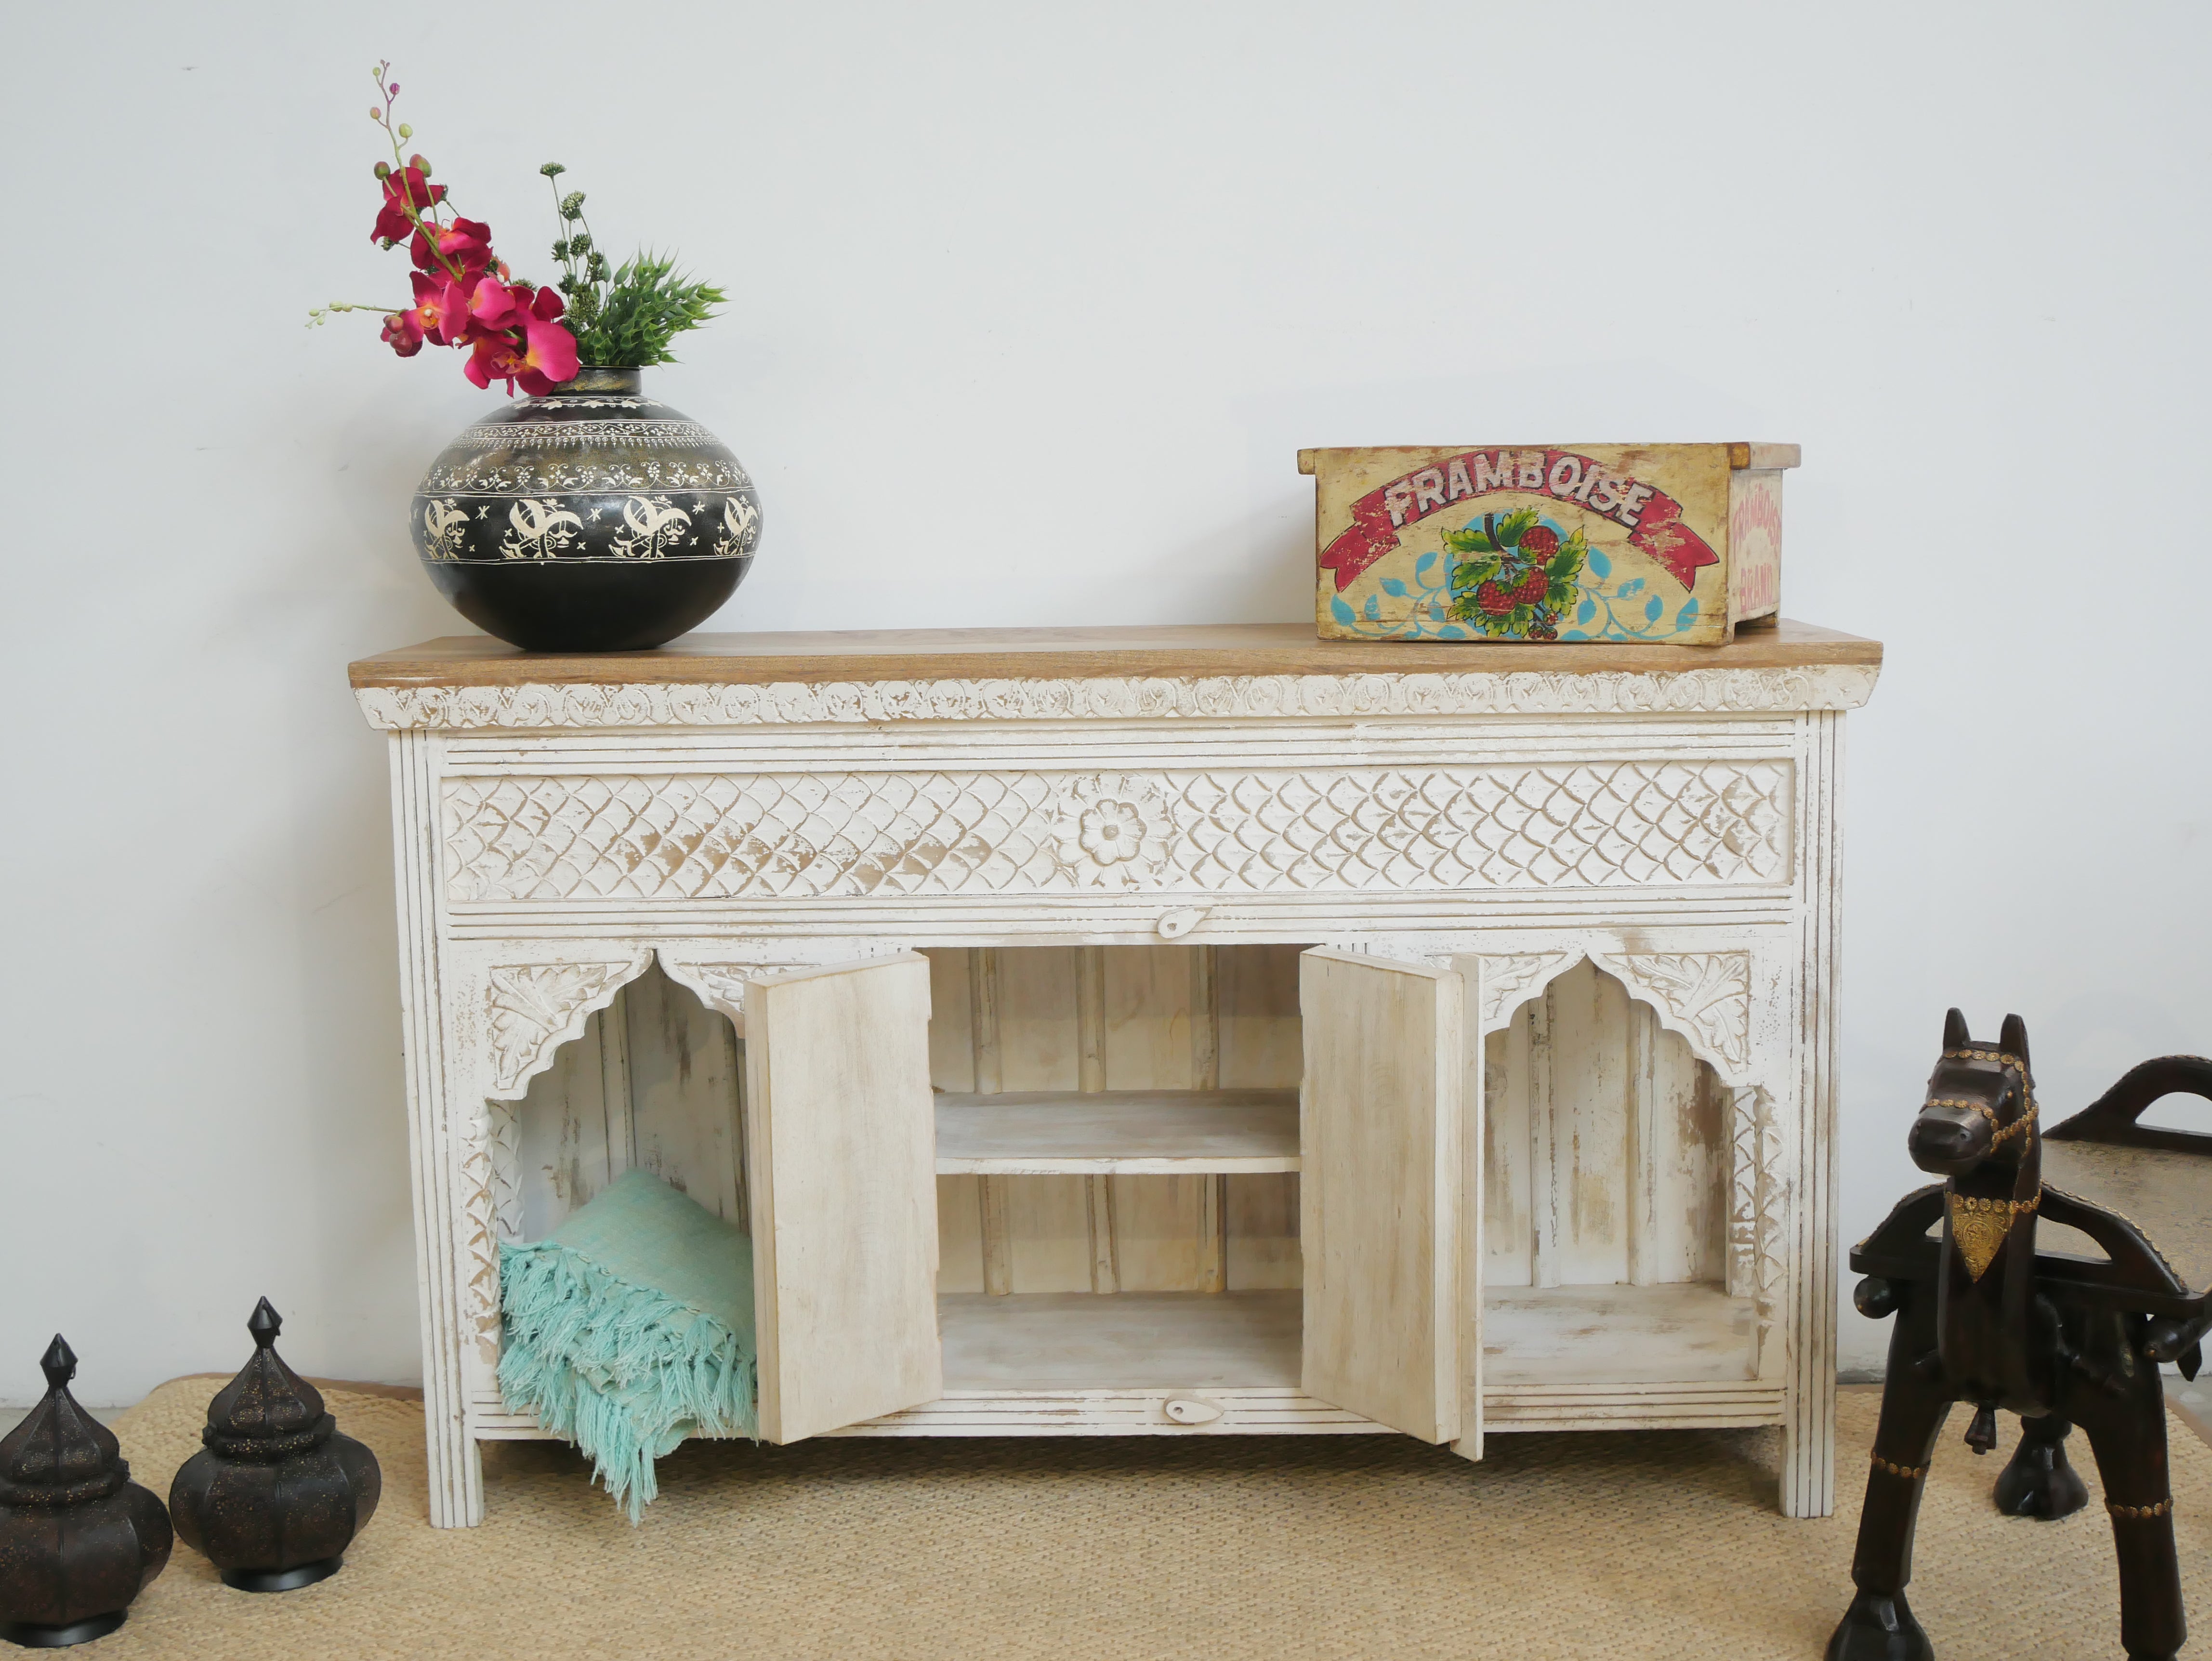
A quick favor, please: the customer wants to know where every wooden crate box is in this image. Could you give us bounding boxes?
[1301,443,1796,645]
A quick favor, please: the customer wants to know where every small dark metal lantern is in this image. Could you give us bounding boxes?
[0,1336,172,1649]
[168,1299,381,1593]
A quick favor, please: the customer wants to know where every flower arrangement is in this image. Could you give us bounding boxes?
[312,63,722,394]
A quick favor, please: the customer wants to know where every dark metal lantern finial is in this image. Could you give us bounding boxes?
[248,1298,281,1348]
[37,1336,73,1392]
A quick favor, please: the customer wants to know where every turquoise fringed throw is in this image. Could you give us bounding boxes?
[498,1169,756,1520]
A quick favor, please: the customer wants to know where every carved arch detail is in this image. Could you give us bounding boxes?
[1472,948,1753,1087]
[1468,945,1783,1374]
[482,951,655,1101]
[463,940,901,1349]
[1587,950,1753,1085]
[655,941,902,1025]
[1474,951,1585,1031]
[462,949,654,1355]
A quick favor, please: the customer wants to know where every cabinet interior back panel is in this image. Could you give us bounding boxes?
[924,946,1304,1297]
[1483,959,1725,1292]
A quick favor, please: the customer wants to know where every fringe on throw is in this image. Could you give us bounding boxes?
[498,1239,756,1522]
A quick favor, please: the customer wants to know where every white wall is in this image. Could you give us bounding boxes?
[4,1,2208,1403]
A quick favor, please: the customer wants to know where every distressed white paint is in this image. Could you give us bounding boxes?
[745,955,942,1444]
[1480,962,1726,1293]
[1300,949,1462,1446]
[362,659,1859,1523]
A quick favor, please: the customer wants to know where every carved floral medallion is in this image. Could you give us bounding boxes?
[1052,776,1172,888]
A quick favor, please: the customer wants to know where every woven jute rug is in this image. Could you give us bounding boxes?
[80,1382,2210,1659]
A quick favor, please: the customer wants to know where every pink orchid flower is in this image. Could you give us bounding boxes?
[410,215,494,277]
[463,288,578,396]
[404,270,476,347]
[467,277,528,332]
[370,165,445,245]
[518,287,580,388]
[436,216,493,266]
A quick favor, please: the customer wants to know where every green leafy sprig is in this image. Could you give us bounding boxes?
[540,164,724,367]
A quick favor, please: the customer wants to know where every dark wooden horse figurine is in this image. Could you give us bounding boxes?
[1829,1011,2212,1661]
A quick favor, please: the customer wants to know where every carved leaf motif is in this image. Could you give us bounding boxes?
[671,965,756,1015]
[484,960,645,1097]
[1728,1086,1760,1300]
[486,1100,523,1243]
[657,957,828,1017]
[357,665,1881,730]
[1476,952,1583,1029]
[1606,952,1752,1076]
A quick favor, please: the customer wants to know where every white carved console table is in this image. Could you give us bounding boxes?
[352,620,1881,1528]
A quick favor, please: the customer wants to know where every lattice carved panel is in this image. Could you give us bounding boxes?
[442,761,1792,903]
[1727,1084,1789,1376]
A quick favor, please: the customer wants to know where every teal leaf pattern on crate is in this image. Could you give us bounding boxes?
[1331,514,1703,642]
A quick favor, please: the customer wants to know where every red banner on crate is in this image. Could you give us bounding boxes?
[1317,449,1720,592]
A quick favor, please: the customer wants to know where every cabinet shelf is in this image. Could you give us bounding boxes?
[940,1291,1302,1389]
[938,1285,1760,1395]
[1483,1284,1757,1385]
[934,1089,1300,1175]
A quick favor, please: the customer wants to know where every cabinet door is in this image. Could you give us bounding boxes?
[745,954,941,1442]
[1298,948,1465,1445]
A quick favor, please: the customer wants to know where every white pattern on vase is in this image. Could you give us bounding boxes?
[712,495,762,559]
[499,498,585,560]
[421,499,471,562]
[610,496,692,560]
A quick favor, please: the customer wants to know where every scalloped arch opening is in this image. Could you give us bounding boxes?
[496,959,748,1245]
[1483,958,1735,1295]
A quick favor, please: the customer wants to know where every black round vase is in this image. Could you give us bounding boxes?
[168,1301,381,1594]
[411,365,762,651]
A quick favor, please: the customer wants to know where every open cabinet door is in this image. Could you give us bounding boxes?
[745,954,941,1443]
[1299,948,1465,1445]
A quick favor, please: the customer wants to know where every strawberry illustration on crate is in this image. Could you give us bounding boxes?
[1446,510,1586,641]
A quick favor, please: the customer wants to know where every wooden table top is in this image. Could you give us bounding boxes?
[351,619,1880,690]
